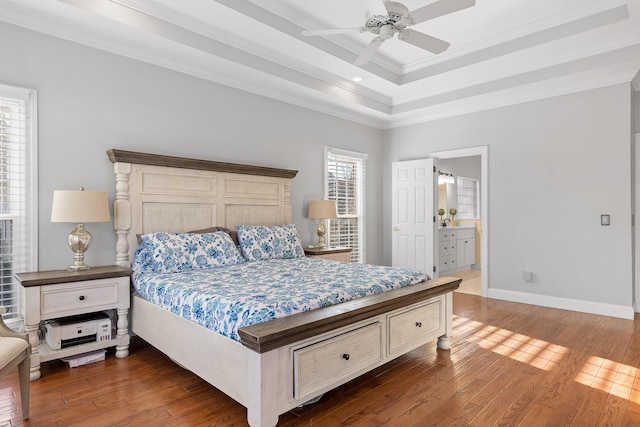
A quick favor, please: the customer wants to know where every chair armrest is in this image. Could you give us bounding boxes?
[0,306,29,341]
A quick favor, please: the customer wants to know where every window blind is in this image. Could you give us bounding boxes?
[325,147,366,263]
[0,87,36,320]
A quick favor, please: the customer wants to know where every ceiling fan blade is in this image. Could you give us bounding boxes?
[302,27,364,36]
[410,0,475,25]
[354,37,385,65]
[363,0,388,17]
[398,29,450,54]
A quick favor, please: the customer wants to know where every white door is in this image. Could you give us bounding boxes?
[392,159,437,276]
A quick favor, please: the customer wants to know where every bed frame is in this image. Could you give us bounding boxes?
[107,149,460,427]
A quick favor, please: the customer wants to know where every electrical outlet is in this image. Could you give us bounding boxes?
[523,271,533,282]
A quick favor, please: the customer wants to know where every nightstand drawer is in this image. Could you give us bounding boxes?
[314,252,351,262]
[304,247,352,262]
[41,279,120,318]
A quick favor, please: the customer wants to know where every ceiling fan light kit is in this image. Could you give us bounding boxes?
[302,0,476,65]
[364,2,410,36]
[378,24,397,40]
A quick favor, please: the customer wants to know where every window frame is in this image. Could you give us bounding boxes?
[0,83,38,323]
[324,146,367,263]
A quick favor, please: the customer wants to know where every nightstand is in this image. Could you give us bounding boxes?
[15,265,132,380]
[304,246,352,262]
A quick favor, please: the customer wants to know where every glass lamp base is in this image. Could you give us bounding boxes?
[315,220,327,248]
[67,223,92,271]
[68,262,90,272]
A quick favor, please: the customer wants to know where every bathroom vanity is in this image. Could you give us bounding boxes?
[438,226,476,274]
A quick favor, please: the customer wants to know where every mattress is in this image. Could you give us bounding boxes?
[133,257,430,341]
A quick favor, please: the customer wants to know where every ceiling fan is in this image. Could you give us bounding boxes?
[301,0,476,66]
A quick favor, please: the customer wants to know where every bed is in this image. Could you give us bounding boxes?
[107,149,460,427]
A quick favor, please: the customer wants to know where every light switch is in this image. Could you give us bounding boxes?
[601,214,610,226]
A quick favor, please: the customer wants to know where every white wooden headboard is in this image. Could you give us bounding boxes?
[107,149,298,267]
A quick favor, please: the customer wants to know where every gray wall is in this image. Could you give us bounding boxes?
[0,22,384,270]
[384,84,633,308]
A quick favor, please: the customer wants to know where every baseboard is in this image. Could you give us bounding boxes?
[441,266,472,275]
[487,288,635,320]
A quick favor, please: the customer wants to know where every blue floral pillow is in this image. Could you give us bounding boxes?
[236,224,305,261]
[133,231,245,273]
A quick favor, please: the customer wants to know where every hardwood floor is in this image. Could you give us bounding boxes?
[450,269,482,295]
[2,294,640,426]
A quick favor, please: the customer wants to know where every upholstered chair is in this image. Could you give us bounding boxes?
[0,306,30,420]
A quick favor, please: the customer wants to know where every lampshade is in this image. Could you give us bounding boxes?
[308,200,337,220]
[51,190,110,223]
[51,189,111,271]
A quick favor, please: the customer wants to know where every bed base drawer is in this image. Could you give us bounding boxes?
[293,322,382,401]
[387,296,445,356]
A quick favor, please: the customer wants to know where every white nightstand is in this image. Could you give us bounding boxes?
[304,246,352,262]
[15,265,132,380]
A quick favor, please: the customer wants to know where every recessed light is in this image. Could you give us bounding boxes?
[352,76,363,82]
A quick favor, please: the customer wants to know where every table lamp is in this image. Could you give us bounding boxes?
[51,188,111,271]
[307,200,337,248]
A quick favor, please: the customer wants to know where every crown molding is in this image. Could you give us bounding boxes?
[384,68,638,129]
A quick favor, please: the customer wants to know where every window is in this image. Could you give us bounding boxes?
[325,147,366,263]
[457,176,479,219]
[0,84,37,321]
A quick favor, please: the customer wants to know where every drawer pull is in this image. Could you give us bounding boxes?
[342,353,350,361]
[416,322,422,328]
[79,295,85,301]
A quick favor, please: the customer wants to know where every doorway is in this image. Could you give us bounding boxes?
[430,146,488,297]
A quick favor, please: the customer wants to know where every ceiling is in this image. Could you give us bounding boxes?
[2,0,640,128]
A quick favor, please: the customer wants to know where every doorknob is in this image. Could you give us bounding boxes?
[393,227,400,231]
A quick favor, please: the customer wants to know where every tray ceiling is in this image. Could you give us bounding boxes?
[2,0,640,128]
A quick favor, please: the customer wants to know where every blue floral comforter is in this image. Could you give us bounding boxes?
[133,257,430,342]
